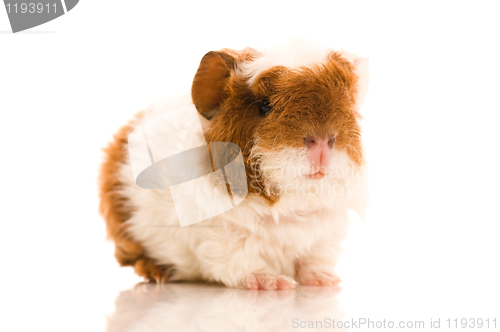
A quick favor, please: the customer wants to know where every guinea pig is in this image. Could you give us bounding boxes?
[99,40,370,290]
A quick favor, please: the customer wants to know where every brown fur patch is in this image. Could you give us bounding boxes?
[133,257,174,284]
[252,52,363,164]
[191,49,364,202]
[99,113,171,282]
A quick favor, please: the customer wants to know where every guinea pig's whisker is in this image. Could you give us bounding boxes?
[271,133,281,149]
[241,98,260,118]
[346,143,361,160]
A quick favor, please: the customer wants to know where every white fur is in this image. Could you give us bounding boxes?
[115,46,369,288]
[237,39,331,86]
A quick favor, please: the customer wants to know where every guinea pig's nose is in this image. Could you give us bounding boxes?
[303,136,336,149]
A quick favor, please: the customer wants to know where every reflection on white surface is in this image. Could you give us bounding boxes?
[105,283,345,332]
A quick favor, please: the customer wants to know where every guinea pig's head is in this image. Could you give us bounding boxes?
[191,43,369,203]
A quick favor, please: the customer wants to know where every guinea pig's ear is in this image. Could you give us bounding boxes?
[191,50,235,119]
[351,56,370,111]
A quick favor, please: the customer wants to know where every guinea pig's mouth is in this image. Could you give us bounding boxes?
[306,171,326,180]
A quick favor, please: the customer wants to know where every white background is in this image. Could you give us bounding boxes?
[1,1,499,331]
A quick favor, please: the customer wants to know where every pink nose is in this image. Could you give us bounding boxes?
[304,136,335,173]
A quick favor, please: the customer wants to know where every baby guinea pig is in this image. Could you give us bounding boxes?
[99,41,370,290]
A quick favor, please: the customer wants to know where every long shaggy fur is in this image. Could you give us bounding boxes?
[99,41,369,289]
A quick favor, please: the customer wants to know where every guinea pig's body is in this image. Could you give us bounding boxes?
[100,41,369,290]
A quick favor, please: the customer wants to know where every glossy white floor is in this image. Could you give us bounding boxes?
[1,1,499,331]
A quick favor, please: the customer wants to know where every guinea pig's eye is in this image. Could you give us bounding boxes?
[258,98,272,117]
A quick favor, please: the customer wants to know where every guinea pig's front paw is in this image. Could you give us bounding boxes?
[244,273,297,290]
[297,270,341,287]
